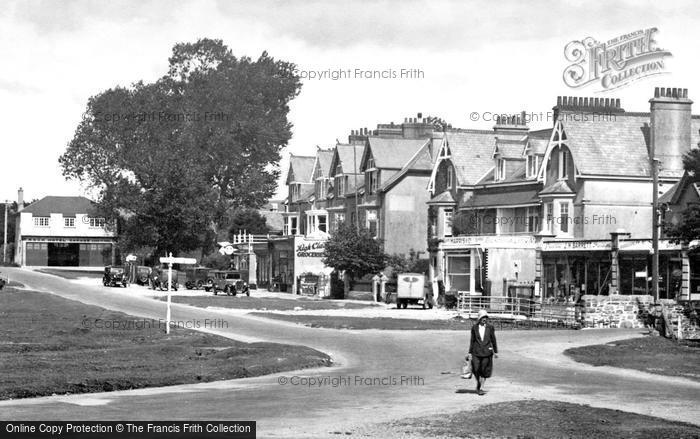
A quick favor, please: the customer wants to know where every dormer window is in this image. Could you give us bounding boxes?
[558,149,569,179]
[366,157,375,170]
[526,155,539,179]
[495,158,506,181]
[367,170,379,195]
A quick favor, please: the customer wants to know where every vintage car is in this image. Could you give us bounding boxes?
[0,272,6,290]
[395,273,433,309]
[184,267,213,290]
[103,266,128,288]
[134,265,152,286]
[150,267,179,291]
[209,270,249,296]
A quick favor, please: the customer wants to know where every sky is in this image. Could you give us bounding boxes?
[1,0,699,203]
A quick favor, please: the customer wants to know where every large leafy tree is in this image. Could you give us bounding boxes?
[59,39,301,256]
[228,209,270,238]
[322,223,386,296]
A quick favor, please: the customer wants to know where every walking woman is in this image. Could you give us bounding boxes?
[468,309,498,395]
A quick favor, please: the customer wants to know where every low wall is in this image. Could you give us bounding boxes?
[580,295,653,329]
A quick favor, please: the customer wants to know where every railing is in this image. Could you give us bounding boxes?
[230,232,275,245]
[456,293,582,325]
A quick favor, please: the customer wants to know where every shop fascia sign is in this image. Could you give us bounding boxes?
[542,239,681,252]
[296,240,326,258]
[441,235,538,249]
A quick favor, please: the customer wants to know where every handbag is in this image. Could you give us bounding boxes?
[461,357,472,379]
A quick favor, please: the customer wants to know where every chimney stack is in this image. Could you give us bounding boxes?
[17,187,24,209]
[650,87,693,177]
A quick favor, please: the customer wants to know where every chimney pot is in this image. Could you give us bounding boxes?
[654,87,660,98]
[417,112,422,119]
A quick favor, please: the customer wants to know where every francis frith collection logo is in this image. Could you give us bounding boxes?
[563,27,672,91]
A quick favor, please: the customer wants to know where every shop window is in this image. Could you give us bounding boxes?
[447,255,470,292]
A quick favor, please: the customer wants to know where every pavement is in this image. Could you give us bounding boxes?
[1,267,699,438]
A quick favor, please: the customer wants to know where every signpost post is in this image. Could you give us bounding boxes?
[159,253,197,334]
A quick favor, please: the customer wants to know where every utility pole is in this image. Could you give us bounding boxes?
[652,158,660,303]
[3,201,8,264]
[353,145,359,233]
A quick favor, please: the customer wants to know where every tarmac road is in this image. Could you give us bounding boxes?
[1,267,699,438]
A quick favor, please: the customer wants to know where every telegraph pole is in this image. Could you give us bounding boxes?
[3,201,8,264]
[652,158,660,303]
[353,145,359,233]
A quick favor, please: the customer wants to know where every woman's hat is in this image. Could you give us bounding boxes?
[477,310,489,321]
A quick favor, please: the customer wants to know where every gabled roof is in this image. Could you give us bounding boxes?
[444,129,496,186]
[315,149,334,178]
[555,113,657,177]
[21,196,96,217]
[660,171,700,205]
[331,143,365,176]
[286,155,315,185]
[363,137,429,170]
[524,129,552,155]
[380,140,434,192]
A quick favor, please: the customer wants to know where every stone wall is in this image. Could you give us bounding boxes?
[579,295,655,328]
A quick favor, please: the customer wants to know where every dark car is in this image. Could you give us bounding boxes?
[103,266,127,288]
[150,267,179,291]
[135,266,152,286]
[0,272,6,290]
[184,267,213,290]
[209,270,249,296]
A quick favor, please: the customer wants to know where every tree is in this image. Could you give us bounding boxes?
[322,223,387,296]
[59,38,302,257]
[228,209,270,239]
[666,149,700,246]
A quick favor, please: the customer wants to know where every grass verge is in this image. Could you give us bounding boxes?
[0,287,331,399]
[367,400,700,439]
[565,335,700,382]
[250,313,579,330]
[161,295,381,311]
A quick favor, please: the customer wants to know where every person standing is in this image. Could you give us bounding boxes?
[468,309,498,395]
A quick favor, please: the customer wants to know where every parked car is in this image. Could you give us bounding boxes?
[209,270,249,296]
[150,267,179,291]
[184,267,213,290]
[135,266,152,286]
[103,266,127,288]
[396,273,433,309]
[0,272,6,290]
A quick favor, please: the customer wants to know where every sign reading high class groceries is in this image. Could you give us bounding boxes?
[296,241,325,258]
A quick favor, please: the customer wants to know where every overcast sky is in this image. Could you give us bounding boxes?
[1,0,699,202]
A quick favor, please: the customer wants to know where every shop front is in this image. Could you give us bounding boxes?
[268,235,332,295]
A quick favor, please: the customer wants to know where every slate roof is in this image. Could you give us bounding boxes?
[286,155,315,184]
[539,179,575,196]
[526,129,552,155]
[460,186,540,208]
[494,142,525,158]
[365,137,429,169]
[427,190,456,205]
[316,149,334,178]
[21,196,96,217]
[333,143,365,175]
[444,129,497,186]
[380,141,434,192]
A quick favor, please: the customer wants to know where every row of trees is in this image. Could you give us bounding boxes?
[59,39,301,258]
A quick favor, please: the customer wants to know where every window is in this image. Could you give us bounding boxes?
[335,173,345,196]
[560,202,570,234]
[444,208,453,237]
[526,155,538,178]
[33,217,50,227]
[64,217,75,228]
[318,215,327,233]
[367,170,379,195]
[285,216,299,235]
[366,157,375,170]
[366,210,378,238]
[545,203,553,233]
[527,206,540,233]
[559,148,568,179]
[290,184,301,201]
[447,255,471,292]
[88,217,106,228]
[446,166,454,189]
[335,212,345,230]
[495,158,506,181]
